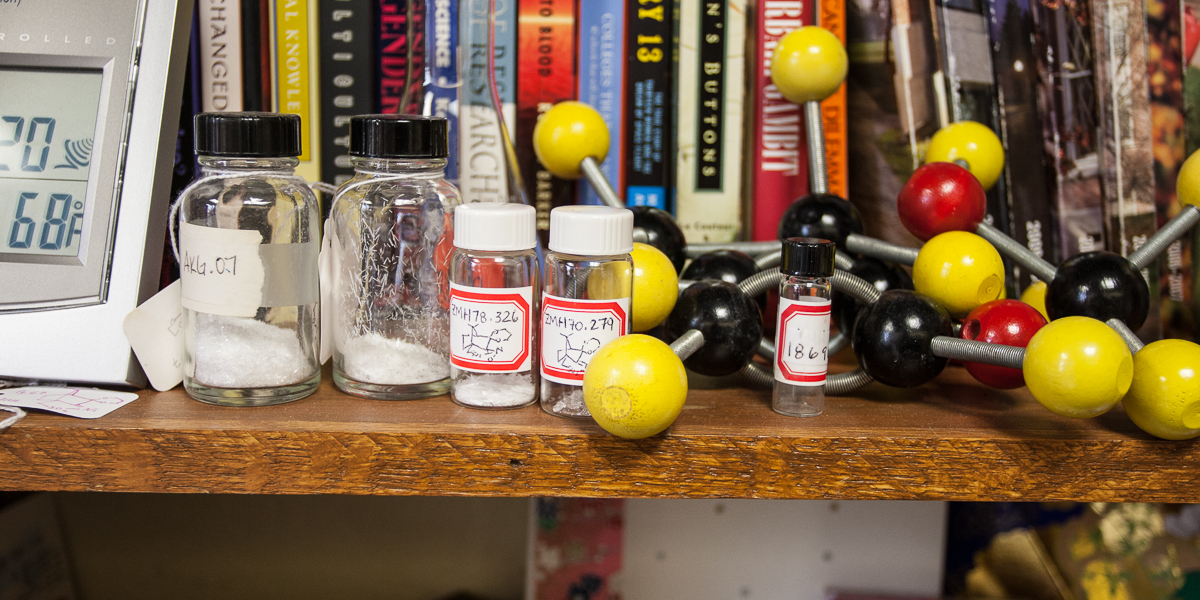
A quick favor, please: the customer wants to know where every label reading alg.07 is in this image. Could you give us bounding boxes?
[774,296,831,385]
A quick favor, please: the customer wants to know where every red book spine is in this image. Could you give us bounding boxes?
[517,0,577,245]
[751,0,815,241]
[378,0,425,115]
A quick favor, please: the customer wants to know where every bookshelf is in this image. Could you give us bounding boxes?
[2,364,1196,502]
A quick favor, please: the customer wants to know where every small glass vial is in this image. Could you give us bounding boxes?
[329,115,461,399]
[449,203,540,409]
[541,206,634,418]
[178,112,321,406]
[773,237,836,417]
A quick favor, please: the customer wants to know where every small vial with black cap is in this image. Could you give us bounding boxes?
[178,112,322,406]
[773,237,836,417]
[329,115,462,400]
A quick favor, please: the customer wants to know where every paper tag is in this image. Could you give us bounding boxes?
[0,386,139,419]
[450,283,533,373]
[179,222,267,318]
[318,218,338,364]
[122,280,186,391]
[540,294,629,385]
[774,296,832,385]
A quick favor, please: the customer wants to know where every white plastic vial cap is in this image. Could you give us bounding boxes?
[454,202,537,251]
[549,206,634,255]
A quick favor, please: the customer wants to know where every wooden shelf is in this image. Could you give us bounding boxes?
[1,365,1196,502]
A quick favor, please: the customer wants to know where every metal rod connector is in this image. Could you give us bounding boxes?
[669,329,705,361]
[929,336,1024,369]
[1128,205,1200,270]
[1105,319,1145,354]
[686,240,779,258]
[975,222,1058,283]
[844,234,919,266]
[805,101,829,195]
[580,156,624,209]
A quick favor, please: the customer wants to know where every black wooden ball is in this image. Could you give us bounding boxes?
[666,280,763,376]
[631,206,686,272]
[777,193,864,248]
[832,257,914,334]
[851,290,953,388]
[1046,251,1150,329]
[681,249,758,285]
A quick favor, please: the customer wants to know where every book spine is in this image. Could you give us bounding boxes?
[319,0,375,188]
[750,0,813,241]
[274,0,321,182]
[198,0,245,112]
[517,0,577,246]
[675,0,747,243]
[624,0,674,211]
[378,0,426,114]
[459,0,517,204]
[426,0,459,182]
[577,0,626,206]
[1030,0,1105,262]
[934,0,1011,243]
[985,0,1055,293]
[1091,0,1161,337]
[1147,0,1191,337]
[818,0,848,199]
[241,0,266,111]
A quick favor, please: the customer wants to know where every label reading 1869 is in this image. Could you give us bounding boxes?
[774,296,832,385]
[540,294,630,385]
[449,283,534,373]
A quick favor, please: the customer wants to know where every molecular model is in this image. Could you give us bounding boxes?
[529,26,1200,442]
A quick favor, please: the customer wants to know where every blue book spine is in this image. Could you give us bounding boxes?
[495,0,516,126]
[576,0,625,206]
[426,0,459,182]
[458,0,517,204]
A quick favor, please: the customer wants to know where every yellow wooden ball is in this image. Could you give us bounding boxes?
[1123,339,1200,440]
[1023,316,1133,418]
[583,335,688,439]
[629,243,678,332]
[770,26,848,104]
[532,101,610,180]
[1177,148,1200,207]
[912,231,1005,317]
[926,122,1006,191]
[1019,280,1050,321]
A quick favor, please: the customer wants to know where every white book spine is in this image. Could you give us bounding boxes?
[198,0,245,112]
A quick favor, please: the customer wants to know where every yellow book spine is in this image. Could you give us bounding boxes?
[274,0,321,182]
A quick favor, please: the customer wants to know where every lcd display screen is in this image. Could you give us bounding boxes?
[0,68,103,257]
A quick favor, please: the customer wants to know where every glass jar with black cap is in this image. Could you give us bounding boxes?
[177,112,322,406]
[329,115,462,400]
[772,237,836,417]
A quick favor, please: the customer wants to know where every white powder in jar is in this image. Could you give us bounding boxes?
[452,373,536,407]
[340,332,449,385]
[192,313,314,388]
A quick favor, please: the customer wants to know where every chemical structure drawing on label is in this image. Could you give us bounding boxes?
[556,333,601,371]
[462,325,512,361]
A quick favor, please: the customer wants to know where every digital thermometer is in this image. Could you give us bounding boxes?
[0,0,194,386]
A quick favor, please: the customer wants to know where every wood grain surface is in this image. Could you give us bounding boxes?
[1,365,1196,501]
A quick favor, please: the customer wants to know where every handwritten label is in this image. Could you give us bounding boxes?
[122,280,185,391]
[774,297,832,385]
[0,386,139,419]
[450,283,533,373]
[540,294,629,385]
[179,222,266,318]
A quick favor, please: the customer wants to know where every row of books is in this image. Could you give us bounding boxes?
[848,0,1200,340]
[175,0,849,249]
[172,0,1199,340]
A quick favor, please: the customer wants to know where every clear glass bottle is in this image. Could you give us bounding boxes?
[541,206,634,418]
[329,115,461,400]
[178,112,321,406]
[449,203,540,409]
[773,237,836,417]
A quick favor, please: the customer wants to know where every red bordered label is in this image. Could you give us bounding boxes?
[540,294,630,385]
[449,283,533,373]
[774,297,832,385]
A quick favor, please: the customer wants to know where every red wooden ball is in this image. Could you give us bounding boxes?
[960,299,1047,389]
[897,162,988,241]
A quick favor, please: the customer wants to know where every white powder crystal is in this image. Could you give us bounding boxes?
[340,332,449,385]
[549,388,589,416]
[453,373,536,408]
[193,314,314,388]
